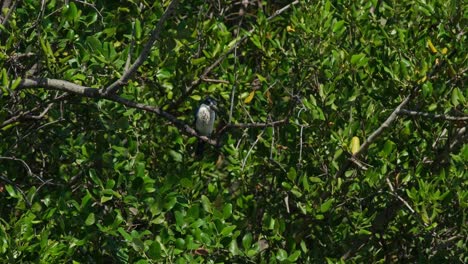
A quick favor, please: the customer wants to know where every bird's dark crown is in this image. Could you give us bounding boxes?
[203,97,217,106]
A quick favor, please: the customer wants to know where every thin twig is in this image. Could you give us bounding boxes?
[386,178,423,224]
[72,0,104,25]
[241,130,264,171]
[269,125,275,159]
[0,174,32,208]
[397,109,468,121]
[229,16,242,123]
[200,78,229,84]
[0,156,34,178]
[218,118,289,135]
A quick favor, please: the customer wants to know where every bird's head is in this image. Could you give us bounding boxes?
[203,97,218,112]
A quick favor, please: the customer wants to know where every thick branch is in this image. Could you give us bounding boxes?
[21,78,101,97]
[19,78,217,145]
[106,94,216,145]
[104,0,179,95]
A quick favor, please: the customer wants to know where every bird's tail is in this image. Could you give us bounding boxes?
[195,140,205,157]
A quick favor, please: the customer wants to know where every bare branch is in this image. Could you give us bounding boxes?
[386,178,415,214]
[334,95,411,178]
[106,94,216,145]
[269,0,299,20]
[104,0,179,95]
[19,77,217,146]
[397,109,468,121]
[360,96,412,155]
[431,126,467,166]
[0,93,67,128]
[241,130,264,171]
[21,78,101,97]
[0,156,34,178]
[200,78,229,84]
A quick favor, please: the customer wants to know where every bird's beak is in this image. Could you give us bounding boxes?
[210,104,218,112]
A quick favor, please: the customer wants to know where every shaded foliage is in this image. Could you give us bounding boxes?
[0,0,466,263]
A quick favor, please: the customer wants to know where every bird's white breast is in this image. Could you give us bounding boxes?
[196,105,215,136]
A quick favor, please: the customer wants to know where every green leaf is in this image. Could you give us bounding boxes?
[382,140,395,156]
[169,150,182,162]
[10,77,21,90]
[276,248,288,261]
[191,57,206,65]
[201,195,212,213]
[351,53,367,67]
[451,87,465,106]
[63,2,78,21]
[134,19,142,40]
[88,169,103,188]
[422,82,433,98]
[156,69,171,80]
[101,196,113,203]
[242,232,252,250]
[332,20,346,35]
[175,238,185,249]
[86,36,102,53]
[288,250,301,262]
[85,213,95,226]
[118,227,132,241]
[229,239,240,256]
[132,237,145,252]
[222,203,232,219]
[320,198,334,213]
[287,167,297,182]
[251,34,262,49]
[2,68,8,89]
[220,225,237,236]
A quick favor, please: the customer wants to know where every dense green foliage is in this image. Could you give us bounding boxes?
[1,0,466,262]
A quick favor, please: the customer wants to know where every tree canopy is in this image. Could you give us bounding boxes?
[0,0,466,262]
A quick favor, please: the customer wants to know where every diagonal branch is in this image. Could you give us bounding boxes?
[334,51,454,178]
[334,95,412,178]
[104,0,179,95]
[357,96,412,156]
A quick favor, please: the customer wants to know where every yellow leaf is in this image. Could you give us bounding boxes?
[427,39,437,54]
[418,75,427,84]
[441,47,448,55]
[350,136,360,155]
[287,25,295,32]
[244,91,255,104]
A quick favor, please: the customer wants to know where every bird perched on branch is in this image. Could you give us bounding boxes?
[195,97,218,157]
